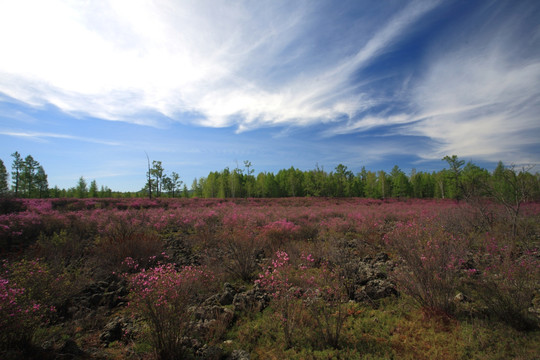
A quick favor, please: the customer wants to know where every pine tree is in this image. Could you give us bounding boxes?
[35,165,48,198]
[20,155,40,197]
[0,159,9,196]
[182,184,189,198]
[150,161,164,197]
[390,165,411,198]
[442,155,465,200]
[11,151,23,197]
[89,180,98,198]
[170,172,182,198]
[76,176,88,198]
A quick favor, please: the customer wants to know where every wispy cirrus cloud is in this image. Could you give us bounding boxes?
[323,114,414,137]
[1,0,539,175]
[324,1,540,165]
[0,0,440,131]
[403,2,540,164]
[0,130,122,146]
[183,0,443,132]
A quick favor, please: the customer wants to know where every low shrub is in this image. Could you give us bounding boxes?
[260,219,300,253]
[0,258,57,350]
[220,226,262,282]
[385,218,469,315]
[465,235,540,330]
[124,260,215,360]
[93,211,164,273]
[256,251,349,349]
[0,197,26,215]
[0,277,50,350]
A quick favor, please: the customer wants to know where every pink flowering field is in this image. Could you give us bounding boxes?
[0,197,539,359]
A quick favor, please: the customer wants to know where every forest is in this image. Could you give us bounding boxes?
[2,152,539,202]
[0,152,539,359]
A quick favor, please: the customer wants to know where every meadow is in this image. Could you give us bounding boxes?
[1,197,539,359]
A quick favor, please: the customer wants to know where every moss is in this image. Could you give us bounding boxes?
[227,295,540,360]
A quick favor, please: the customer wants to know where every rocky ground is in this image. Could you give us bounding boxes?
[23,250,398,360]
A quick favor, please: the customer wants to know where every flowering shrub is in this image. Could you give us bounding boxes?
[260,219,300,252]
[256,251,349,349]
[0,197,26,215]
[124,259,215,360]
[301,257,349,348]
[256,250,305,348]
[0,197,538,358]
[220,225,262,281]
[466,235,540,330]
[93,211,164,272]
[0,277,50,349]
[0,258,57,350]
[0,211,43,250]
[385,218,469,315]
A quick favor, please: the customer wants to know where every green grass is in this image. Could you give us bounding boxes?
[225,297,540,360]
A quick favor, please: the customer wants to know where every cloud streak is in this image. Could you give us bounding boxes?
[324,1,540,165]
[188,0,442,131]
[0,130,122,146]
[0,0,539,170]
[404,2,540,164]
[0,0,438,129]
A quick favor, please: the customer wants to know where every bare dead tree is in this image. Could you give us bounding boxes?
[145,151,152,199]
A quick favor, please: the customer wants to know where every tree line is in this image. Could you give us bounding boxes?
[0,152,48,198]
[0,152,114,199]
[48,176,113,199]
[187,156,539,202]
[1,152,539,202]
[142,159,188,199]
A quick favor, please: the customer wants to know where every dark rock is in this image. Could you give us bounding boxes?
[67,305,79,317]
[219,283,237,306]
[356,262,385,285]
[100,316,133,346]
[71,277,128,312]
[103,291,117,308]
[454,292,470,303]
[228,349,250,360]
[233,286,270,313]
[204,283,242,307]
[355,279,398,302]
[374,252,389,263]
[341,253,398,302]
[41,340,54,350]
[196,344,223,360]
[194,305,234,322]
[100,320,123,345]
[203,293,222,306]
[117,285,128,297]
[89,293,103,307]
[59,339,85,358]
[164,234,200,266]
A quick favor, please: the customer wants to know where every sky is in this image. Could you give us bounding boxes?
[0,0,539,192]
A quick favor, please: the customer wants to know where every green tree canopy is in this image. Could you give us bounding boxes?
[76,176,88,198]
[0,159,9,196]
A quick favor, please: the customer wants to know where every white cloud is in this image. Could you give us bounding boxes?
[0,0,439,130]
[0,130,122,146]
[323,114,413,136]
[2,0,537,168]
[407,21,540,164]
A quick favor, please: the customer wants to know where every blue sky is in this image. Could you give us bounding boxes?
[1,0,539,192]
